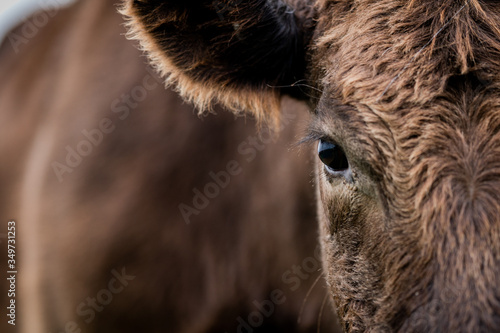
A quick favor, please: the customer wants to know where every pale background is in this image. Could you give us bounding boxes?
[0,0,76,43]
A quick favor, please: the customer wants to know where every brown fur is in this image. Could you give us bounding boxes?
[312,1,500,331]
[122,0,500,332]
[0,1,339,332]
[120,0,281,126]
[120,0,317,126]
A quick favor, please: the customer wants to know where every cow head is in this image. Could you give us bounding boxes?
[121,0,500,331]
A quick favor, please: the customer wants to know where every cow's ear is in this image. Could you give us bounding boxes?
[120,0,316,124]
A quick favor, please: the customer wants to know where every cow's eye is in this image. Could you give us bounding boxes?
[318,140,349,173]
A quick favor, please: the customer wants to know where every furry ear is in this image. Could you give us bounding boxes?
[120,0,316,124]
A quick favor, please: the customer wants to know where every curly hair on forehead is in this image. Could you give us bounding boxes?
[313,0,500,108]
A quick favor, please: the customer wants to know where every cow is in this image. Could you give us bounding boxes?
[120,0,500,332]
[3,0,500,332]
[0,0,339,333]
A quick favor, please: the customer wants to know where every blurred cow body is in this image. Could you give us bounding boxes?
[0,1,339,332]
[122,0,500,332]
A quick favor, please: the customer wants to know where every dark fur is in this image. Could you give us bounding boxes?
[122,0,500,332]
[131,0,306,91]
[121,0,318,123]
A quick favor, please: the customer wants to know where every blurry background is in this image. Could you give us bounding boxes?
[0,1,341,332]
[0,0,75,43]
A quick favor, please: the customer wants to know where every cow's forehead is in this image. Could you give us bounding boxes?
[313,0,500,111]
[310,0,500,196]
